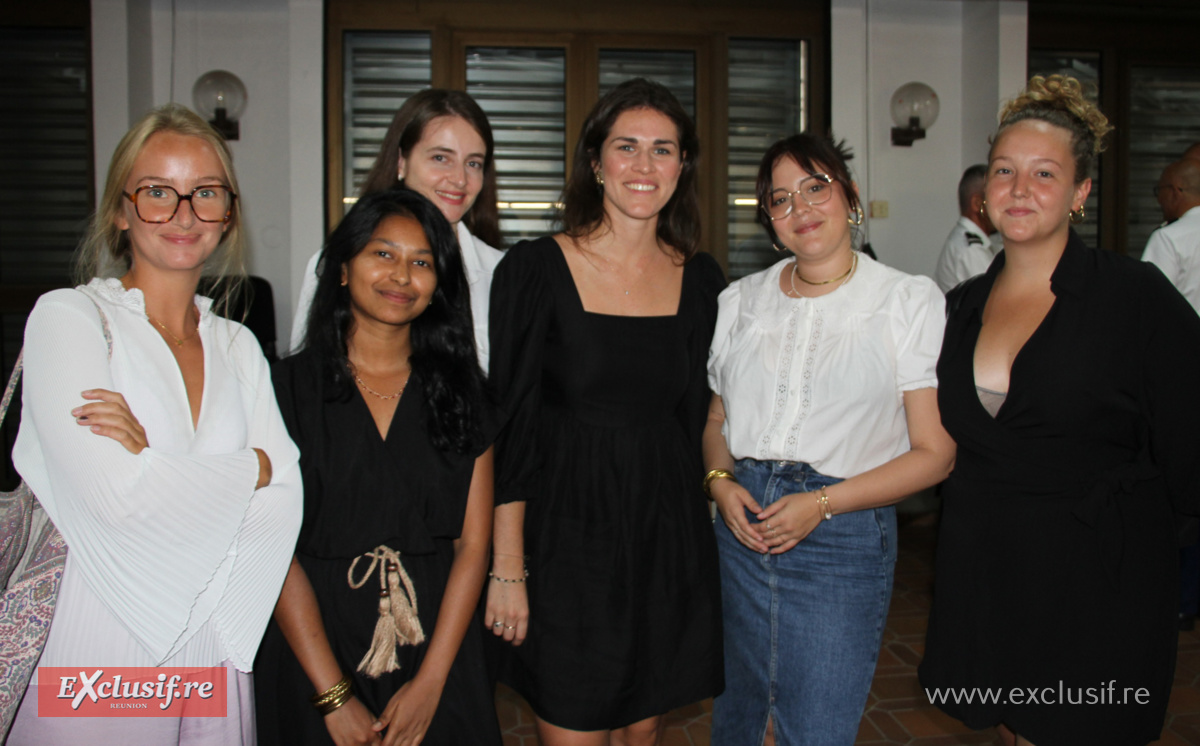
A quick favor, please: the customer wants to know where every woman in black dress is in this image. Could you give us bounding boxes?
[256,189,499,746]
[919,75,1200,746]
[487,78,725,744]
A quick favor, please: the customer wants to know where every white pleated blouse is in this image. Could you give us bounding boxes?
[708,254,945,479]
[13,279,303,671]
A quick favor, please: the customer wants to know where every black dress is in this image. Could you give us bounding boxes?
[255,350,501,746]
[489,237,725,731]
[919,233,1200,746]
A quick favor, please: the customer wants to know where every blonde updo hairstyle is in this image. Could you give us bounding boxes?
[991,75,1114,185]
[76,103,245,292]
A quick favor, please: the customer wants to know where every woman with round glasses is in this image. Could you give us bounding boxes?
[8,103,302,743]
[703,133,955,744]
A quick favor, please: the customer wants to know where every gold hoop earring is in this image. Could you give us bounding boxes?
[847,205,864,226]
[1069,206,1085,224]
[772,240,789,253]
[979,199,987,218]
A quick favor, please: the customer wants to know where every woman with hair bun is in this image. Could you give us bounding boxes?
[920,75,1200,746]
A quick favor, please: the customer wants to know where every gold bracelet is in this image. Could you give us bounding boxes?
[703,468,737,499]
[311,675,354,715]
[816,487,833,521]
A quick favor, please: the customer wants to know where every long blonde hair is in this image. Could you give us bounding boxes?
[76,103,246,307]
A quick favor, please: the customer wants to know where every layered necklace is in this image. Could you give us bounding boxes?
[789,251,858,297]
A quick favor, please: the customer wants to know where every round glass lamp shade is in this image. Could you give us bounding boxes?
[889,82,939,130]
[192,70,247,121]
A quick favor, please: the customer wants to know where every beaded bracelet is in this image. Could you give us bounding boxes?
[488,568,529,583]
[311,675,354,715]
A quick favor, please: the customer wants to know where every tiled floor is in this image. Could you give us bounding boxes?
[495,515,1200,745]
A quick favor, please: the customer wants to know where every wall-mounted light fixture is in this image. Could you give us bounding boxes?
[890,82,939,146]
[192,70,247,141]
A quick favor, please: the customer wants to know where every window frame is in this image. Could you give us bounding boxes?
[326,0,827,267]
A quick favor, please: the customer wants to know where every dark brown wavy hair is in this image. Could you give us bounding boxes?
[360,89,503,248]
[558,78,701,261]
[755,134,859,248]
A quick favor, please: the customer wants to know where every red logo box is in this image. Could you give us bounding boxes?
[37,667,228,717]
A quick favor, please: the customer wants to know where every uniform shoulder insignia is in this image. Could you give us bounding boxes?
[966,234,983,245]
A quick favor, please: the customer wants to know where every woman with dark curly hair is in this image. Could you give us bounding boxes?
[256,189,500,746]
[487,78,725,745]
[920,75,1200,746]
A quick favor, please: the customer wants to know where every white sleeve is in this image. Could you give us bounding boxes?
[16,293,265,663]
[288,250,322,353]
[707,280,743,396]
[211,341,303,670]
[1142,229,1180,288]
[892,276,946,391]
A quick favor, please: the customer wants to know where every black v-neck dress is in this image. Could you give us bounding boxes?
[919,233,1200,745]
[489,237,726,731]
[255,350,500,745]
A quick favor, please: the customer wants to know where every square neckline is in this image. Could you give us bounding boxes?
[548,236,687,320]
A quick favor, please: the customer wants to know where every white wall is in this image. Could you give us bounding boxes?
[91,0,323,345]
[831,0,1027,279]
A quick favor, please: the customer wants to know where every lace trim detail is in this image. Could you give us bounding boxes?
[83,277,216,326]
[758,304,801,459]
[784,310,822,460]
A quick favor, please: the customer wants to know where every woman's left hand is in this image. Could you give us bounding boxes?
[373,676,441,746]
[753,492,822,554]
[71,389,148,454]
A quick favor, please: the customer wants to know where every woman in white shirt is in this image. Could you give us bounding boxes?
[703,134,955,745]
[291,89,504,369]
[9,104,302,744]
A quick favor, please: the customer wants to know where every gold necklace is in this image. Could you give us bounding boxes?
[354,375,406,401]
[792,252,857,287]
[147,310,199,347]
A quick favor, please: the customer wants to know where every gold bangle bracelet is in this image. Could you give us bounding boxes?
[311,675,353,714]
[703,468,737,499]
[816,487,833,521]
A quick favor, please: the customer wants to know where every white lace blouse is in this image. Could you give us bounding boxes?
[13,279,303,670]
[707,254,945,479]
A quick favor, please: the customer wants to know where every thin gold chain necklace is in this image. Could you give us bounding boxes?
[146,310,199,347]
[354,375,406,400]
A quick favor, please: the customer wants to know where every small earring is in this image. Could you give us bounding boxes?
[1069,206,1086,224]
[847,205,864,226]
[397,171,405,182]
[979,199,987,218]
[595,170,604,186]
[340,279,348,287]
[772,241,789,253]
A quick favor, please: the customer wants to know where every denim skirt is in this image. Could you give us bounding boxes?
[711,458,897,746]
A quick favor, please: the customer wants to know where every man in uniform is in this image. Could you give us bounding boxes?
[933,164,996,293]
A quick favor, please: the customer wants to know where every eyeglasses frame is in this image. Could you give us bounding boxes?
[762,173,836,221]
[121,184,238,224]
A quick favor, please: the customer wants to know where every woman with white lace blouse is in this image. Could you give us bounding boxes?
[703,133,955,745]
[8,104,302,744]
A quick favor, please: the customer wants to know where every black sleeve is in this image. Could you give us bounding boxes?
[675,252,727,462]
[488,239,555,505]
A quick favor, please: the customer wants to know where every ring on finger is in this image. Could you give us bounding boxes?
[505,625,515,630]
[493,621,503,628]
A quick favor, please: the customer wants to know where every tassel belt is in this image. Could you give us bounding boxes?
[347,545,426,678]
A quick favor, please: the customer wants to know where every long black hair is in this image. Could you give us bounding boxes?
[304,188,486,453]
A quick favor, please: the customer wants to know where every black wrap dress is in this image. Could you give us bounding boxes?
[919,233,1200,745]
[489,237,725,731]
[255,350,500,746]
